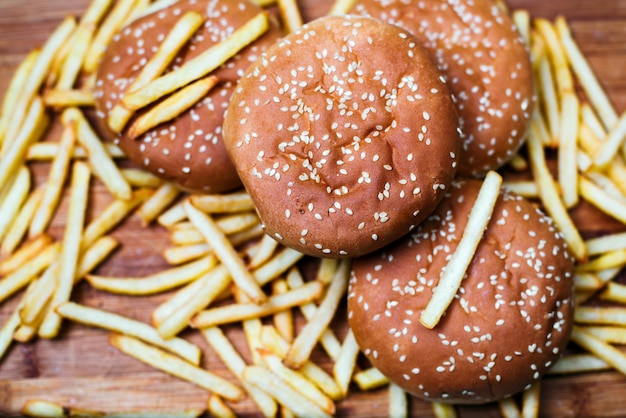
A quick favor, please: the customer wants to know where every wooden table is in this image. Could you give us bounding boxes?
[1,0,626,416]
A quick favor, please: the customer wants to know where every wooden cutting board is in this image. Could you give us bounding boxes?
[1,0,626,416]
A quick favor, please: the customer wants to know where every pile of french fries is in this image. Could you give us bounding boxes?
[1,0,626,416]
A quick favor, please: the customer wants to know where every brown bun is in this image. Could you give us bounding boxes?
[94,0,282,193]
[348,178,575,404]
[352,0,534,177]
[223,15,461,258]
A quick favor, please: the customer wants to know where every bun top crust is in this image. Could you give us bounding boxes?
[353,0,534,176]
[223,15,461,258]
[348,179,575,404]
[94,0,282,193]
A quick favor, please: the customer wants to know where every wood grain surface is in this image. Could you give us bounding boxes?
[1,0,626,416]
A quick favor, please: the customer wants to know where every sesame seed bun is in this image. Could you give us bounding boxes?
[353,0,534,177]
[94,0,282,193]
[348,178,575,404]
[223,15,461,258]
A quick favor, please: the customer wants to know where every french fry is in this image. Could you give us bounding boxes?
[246,234,279,269]
[0,165,31,243]
[521,381,541,418]
[135,182,181,225]
[261,352,335,415]
[110,334,244,401]
[502,180,539,198]
[586,232,626,256]
[252,247,305,286]
[128,75,218,139]
[236,289,264,366]
[191,280,323,328]
[76,236,119,279]
[64,108,132,200]
[124,0,179,24]
[535,18,573,97]
[558,92,580,208]
[272,279,293,343]
[580,102,608,140]
[583,325,626,345]
[29,120,76,238]
[163,243,211,265]
[26,142,125,161]
[579,175,626,224]
[243,365,333,418]
[0,97,47,190]
[575,307,626,326]
[39,161,91,339]
[19,261,60,326]
[56,302,201,365]
[536,49,560,144]
[353,367,389,391]
[121,0,152,26]
[201,326,278,418]
[573,272,603,292]
[328,0,358,15]
[577,249,626,273]
[0,241,61,304]
[55,27,94,90]
[122,12,269,111]
[0,234,53,276]
[154,265,231,339]
[498,397,522,418]
[2,16,75,154]
[119,169,161,189]
[158,201,187,227]
[388,383,408,418]
[1,187,44,256]
[512,9,531,44]
[555,16,618,130]
[284,260,350,369]
[84,0,140,73]
[432,402,458,418]
[184,199,266,304]
[86,255,217,295]
[547,353,610,375]
[107,10,205,133]
[527,123,587,261]
[570,326,626,377]
[207,395,236,418]
[43,89,96,107]
[21,399,66,418]
[592,111,626,169]
[420,171,502,329]
[278,0,303,33]
[333,329,360,397]
[189,191,255,214]
[599,282,626,304]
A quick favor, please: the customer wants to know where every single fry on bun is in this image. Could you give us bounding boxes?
[352,0,534,177]
[224,15,461,258]
[94,0,282,193]
[348,178,575,404]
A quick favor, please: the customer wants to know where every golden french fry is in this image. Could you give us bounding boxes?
[184,199,266,304]
[420,171,502,329]
[29,119,76,237]
[284,260,350,369]
[527,123,587,261]
[63,108,132,200]
[158,201,187,227]
[250,0,277,5]
[189,191,255,214]
[580,103,607,140]
[122,12,269,111]
[207,395,236,418]
[0,165,31,243]
[502,180,539,198]
[26,142,125,161]
[76,236,119,280]
[0,96,47,190]
[43,89,95,107]
[108,10,205,133]
[247,234,279,269]
[272,279,293,343]
[0,233,53,275]
[586,232,626,256]
[555,16,618,130]
[333,329,360,397]
[521,381,541,418]
[163,243,211,265]
[243,365,333,418]
[278,0,303,33]
[0,241,61,304]
[56,27,94,90]
[599,282,626,304]
[507,153,529,172]
[498,397,522,418]
[1,187,44,256]
[57,302,201,365]
[570,326,626,377]
[512,9,530,44]
[592,110,626,169]
[236,289,264,366]
[154,265,231,339]
[19,261,60,326]
[136,182,181,225]
[353,367,389,391]
[86,255,217,295]
[84,0,140,73]
[128,75,218,139]
[547,353,610,375]
[573,272,603,291]
[39,161,90,339]
[122,0,164,25]
[558,92,580,208]
[535,18,573,97]
[575,306,626,326]
[328,0,357,15]
[171,212,259,242]
[21,399,66,418]
[577,249,626,273]
[110,334,244,401]
[579,175,626,224]
[388,383,408,418]
[120,168,162,188]
[252,247,305,286]
[536,49,560,144]
[432,402,458,418]
[0,309,22,361]
[583,325,626,345]
[192,280,322,328]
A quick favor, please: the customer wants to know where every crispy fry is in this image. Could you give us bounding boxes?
[498,397,521,418]
[0,165,31,243]
[110,334,244,401]
[191,280,323,328]
[388,383,408,418]
[19,261,59,326]
[575,307,626,326]
[328,0,358,15]
[353,367,389,391]
[547,353,610,375]
[247,234,279,269]
[420,171,502,329]
[0,234,53,276]
[583,325,626,345]
[29,119,76,237]
[577,249,626,273]
[558,92,580,208]
[26,142,125,161]
[158,201,187,227]
[512,9,530,44]
[272,279,293,343]
[570,326,626,377]
[252,247,305,286]
[86,255,217,295]
[585,232,626,256]
[57,302,201,365]
[573,272,603,292]
[163,243,211,265]
[207,395,236,418]
[136,182,181,225]
[579,175,626,224]
[502,180,539,198]
[535,18,573,97]
[122,12,269,111]
[184,199,266,304]
[284,260,350,369]
[592,110,626,169]
[108,10,205,133]
[521,381,541,418]
[278,0,303,33]
[121,168,163,188]
[333,329,360,397]
[43,89,95,107]
[76,236,119,280]
[432,402,458,418]
[536,48,560,144]
[1,186,43,255]
[39,161,90,339]
[189,191,255,213]
[21,399,66,418]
